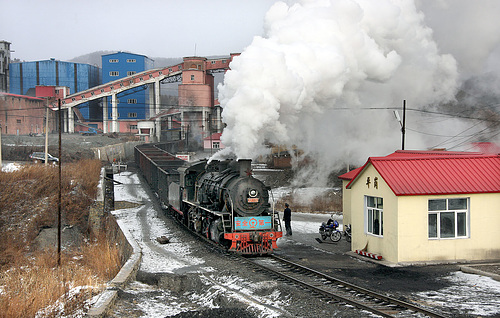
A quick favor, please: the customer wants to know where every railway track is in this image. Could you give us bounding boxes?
[164,207,448,317]
[242,254,448,318]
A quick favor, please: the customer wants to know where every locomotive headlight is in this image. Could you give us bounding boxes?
[249,189,258,197]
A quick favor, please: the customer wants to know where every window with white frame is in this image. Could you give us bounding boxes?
[127,99,137,104]
[109,71,119,76]
[127,59,136,63]
[428,198,468,239]
[130,125,138,130]
[109,59,119,63]
[128,112,137,118]
[213,142,220,149]
[127,71,136,76]
[366,196,383,236]
[191,75,195,81]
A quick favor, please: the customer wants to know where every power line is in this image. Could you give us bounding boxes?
[447,124,499,150]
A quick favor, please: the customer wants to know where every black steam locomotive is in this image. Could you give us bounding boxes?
[135,144,283,255]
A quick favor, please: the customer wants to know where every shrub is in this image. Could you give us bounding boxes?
[0,160,122,317]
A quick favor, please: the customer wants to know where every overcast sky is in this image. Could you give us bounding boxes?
[0,0,276,61]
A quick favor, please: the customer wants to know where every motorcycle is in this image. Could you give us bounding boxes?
[343,224,351,242]
[319,215,341,242]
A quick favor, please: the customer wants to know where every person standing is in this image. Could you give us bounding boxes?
[283,203,292,236]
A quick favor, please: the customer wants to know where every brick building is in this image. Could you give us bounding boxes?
[0,92,56,135]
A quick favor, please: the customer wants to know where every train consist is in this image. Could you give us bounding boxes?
[135,144,283,255]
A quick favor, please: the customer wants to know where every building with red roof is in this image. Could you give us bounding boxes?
[203,132,224,150]
[339,150,500,264]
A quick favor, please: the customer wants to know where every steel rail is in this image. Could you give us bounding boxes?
[243,254,448,318]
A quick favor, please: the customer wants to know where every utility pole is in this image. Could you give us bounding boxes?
[57,99,62,266]
[45,106,49,166]
[208,114,212,156]
[0,122,2,169]
[393,100,407,150]
[402,100,406,150]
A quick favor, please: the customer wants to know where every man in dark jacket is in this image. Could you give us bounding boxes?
[283,203,292,236]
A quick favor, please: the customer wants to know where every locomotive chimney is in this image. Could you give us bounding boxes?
[219,160,229,172]
[238,159,252,177]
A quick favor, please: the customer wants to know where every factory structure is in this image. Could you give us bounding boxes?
[1,40,234,149]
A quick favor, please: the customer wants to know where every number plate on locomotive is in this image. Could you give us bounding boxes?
[247,198,259,203]
[235,216,272,230]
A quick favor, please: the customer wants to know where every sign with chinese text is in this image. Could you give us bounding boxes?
[234,216,272,230]
[176,154,190,161]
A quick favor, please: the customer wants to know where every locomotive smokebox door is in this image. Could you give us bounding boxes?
[238,159,252,177]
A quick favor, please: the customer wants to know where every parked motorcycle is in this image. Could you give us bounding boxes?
[319,216,341,242]
[343,224,351,242]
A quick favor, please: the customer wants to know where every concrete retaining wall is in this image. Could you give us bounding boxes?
[92,141,144,162]
[87,216,142,317]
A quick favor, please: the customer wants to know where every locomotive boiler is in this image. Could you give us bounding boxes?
[135,144,282,255]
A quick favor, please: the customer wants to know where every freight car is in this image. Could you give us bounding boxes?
[135,144,283,255]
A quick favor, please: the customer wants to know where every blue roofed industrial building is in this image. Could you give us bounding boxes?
[102,52,154,121]
[9,58,101,120]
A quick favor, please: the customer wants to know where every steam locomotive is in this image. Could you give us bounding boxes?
[135,144,283,255]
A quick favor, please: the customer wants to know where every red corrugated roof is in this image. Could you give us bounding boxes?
[204,132,222,141]
[338,167,363,180]
[385,150,483,157]
[0,92,45,101]
[346,151,500,196]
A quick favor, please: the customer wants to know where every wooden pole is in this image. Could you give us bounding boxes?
[57,99,62,266]
[45,106,49,166]
[0,122,2,169]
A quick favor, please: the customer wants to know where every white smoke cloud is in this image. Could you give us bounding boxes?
[416,0,500,78]
[215,0,466,185]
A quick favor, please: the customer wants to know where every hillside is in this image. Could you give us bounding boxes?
[0,160,123,317]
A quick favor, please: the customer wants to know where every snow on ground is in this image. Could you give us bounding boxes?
[290,212,344,232]
[270,186,340,203]
[1,162,22,172]
[118,281,194,317]
[111,172,208,274]
[105,171,500,317]
[415,271,500,317]
[108,171,291,317]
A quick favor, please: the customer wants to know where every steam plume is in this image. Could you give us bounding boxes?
[215,0,499,186]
